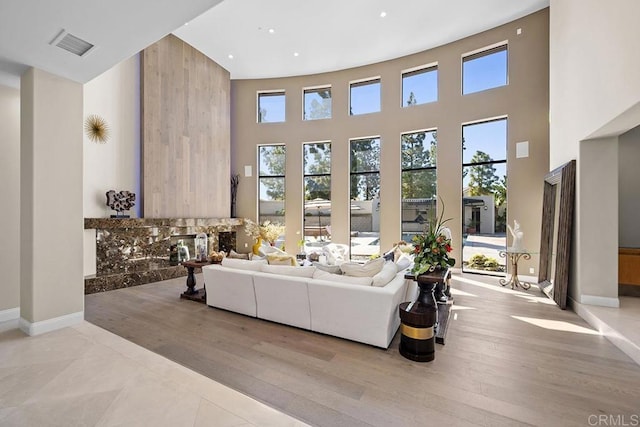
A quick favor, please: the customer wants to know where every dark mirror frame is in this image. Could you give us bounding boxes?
[538,160,576,309]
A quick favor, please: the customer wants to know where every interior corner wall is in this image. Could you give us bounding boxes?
[550,0,640,169]
[141,34,231,218]
[84,54,141,219]
[20,68,84,326]
[550,0,640,305]
[0,84,20,314]
[231,9,550,269]
[619,125,640,247]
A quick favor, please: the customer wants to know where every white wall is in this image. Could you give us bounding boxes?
[550,0,640,168]
[0,85,20,315]
[21,68,84,328]
[550,0,640,306]
[619,126,640,248]
[83,54,141,218]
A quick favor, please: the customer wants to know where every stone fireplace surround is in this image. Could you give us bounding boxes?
[84,217,242,294]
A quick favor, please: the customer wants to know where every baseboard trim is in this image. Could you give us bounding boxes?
[0,307,20,322]
[19,311,84,336]
[580,294,620,308]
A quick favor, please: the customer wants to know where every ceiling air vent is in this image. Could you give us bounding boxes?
[50,29,95,57]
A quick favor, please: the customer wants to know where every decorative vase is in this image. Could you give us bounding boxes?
[252,237,263,255]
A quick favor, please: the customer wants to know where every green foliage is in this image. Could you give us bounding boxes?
[467,151,498,196]
[401,131,437,199]
[411,197,456,275]
[466,254,502,272]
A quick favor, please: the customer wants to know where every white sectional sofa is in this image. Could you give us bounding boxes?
[202,260,416,348]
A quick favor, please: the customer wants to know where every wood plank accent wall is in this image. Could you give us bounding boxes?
[141,34,230,218]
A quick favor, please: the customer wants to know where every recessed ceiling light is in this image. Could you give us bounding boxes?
[228,54,234,59]
[293,52,299,57]
[184,22,189,26]
[268,28,275,34]
[380,11,387,18]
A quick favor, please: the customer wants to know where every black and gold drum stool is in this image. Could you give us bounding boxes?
[398,281,437,362]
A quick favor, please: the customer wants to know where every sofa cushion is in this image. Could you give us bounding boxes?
[340,257,385,277]
[313,262,342,275]
[395,253,413,272]
[221,257,267,271]
[372,261,398,287]
[262,264,316,278]
[322,243,349,265]
[313,269,372,286]
[266,253,297,266]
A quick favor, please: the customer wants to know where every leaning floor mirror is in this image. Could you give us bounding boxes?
[538,160,576,309]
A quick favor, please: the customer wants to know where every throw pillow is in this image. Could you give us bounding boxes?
[395,253,413,272]
[312,269,373,286]
[372,261,398,287]
[221,257,267,271]
[227,249,250,260]
[312,262,342,275]
[259,245,286,257]
[340,257,385,277]
[262,264,316,278]
[266,253,297,266]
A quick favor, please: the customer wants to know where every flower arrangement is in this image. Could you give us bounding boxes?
[411,201,455,275]
[244,219,285,245]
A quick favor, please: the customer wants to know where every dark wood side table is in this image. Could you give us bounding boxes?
[180,260,213,303]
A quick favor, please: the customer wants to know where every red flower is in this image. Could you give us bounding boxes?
[445,244,452,252]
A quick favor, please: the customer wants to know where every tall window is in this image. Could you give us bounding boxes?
[462,44,508,94]
[258,145,286,243]
[349,78,381,116]
[461,118,507,274]
[303,87,332,120]
[402,66,438,107]
[350,137,381,260]
[401,130,437,242]
[303,142,331,247]
[258,91,285,123]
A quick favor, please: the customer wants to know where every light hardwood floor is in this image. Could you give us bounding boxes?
[85,273,640,427]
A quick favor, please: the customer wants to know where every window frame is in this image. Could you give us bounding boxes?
[303,141,332,243]
[401,63,438,107]
[461,42,508,95]
[303,85,332,121]
[349,77,381,116]
[257,143,286,225]
[257,90,286,123]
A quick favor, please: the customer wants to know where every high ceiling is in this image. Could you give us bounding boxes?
[0,0,548,88]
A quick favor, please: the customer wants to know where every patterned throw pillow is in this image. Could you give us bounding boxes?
[266,253,297,266]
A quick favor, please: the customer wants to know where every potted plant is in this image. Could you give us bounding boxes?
[411,201,456,276]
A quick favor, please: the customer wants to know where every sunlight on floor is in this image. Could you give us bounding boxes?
[449,288,478,297]
[450,305,477,311]
[512,294,558,305]
[454,275,530,296]
[511,316,601,335]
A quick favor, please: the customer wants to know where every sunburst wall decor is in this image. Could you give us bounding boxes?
[84,114,109,143]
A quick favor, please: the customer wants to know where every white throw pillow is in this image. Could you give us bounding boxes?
[340,257,385,277]
[261,264,316,278]
[258,245,286,257]
[313,269,372,286]
[372,261,398,287]
[312,262,342,275]
[395,253,413,272]
[221,257,267,271]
